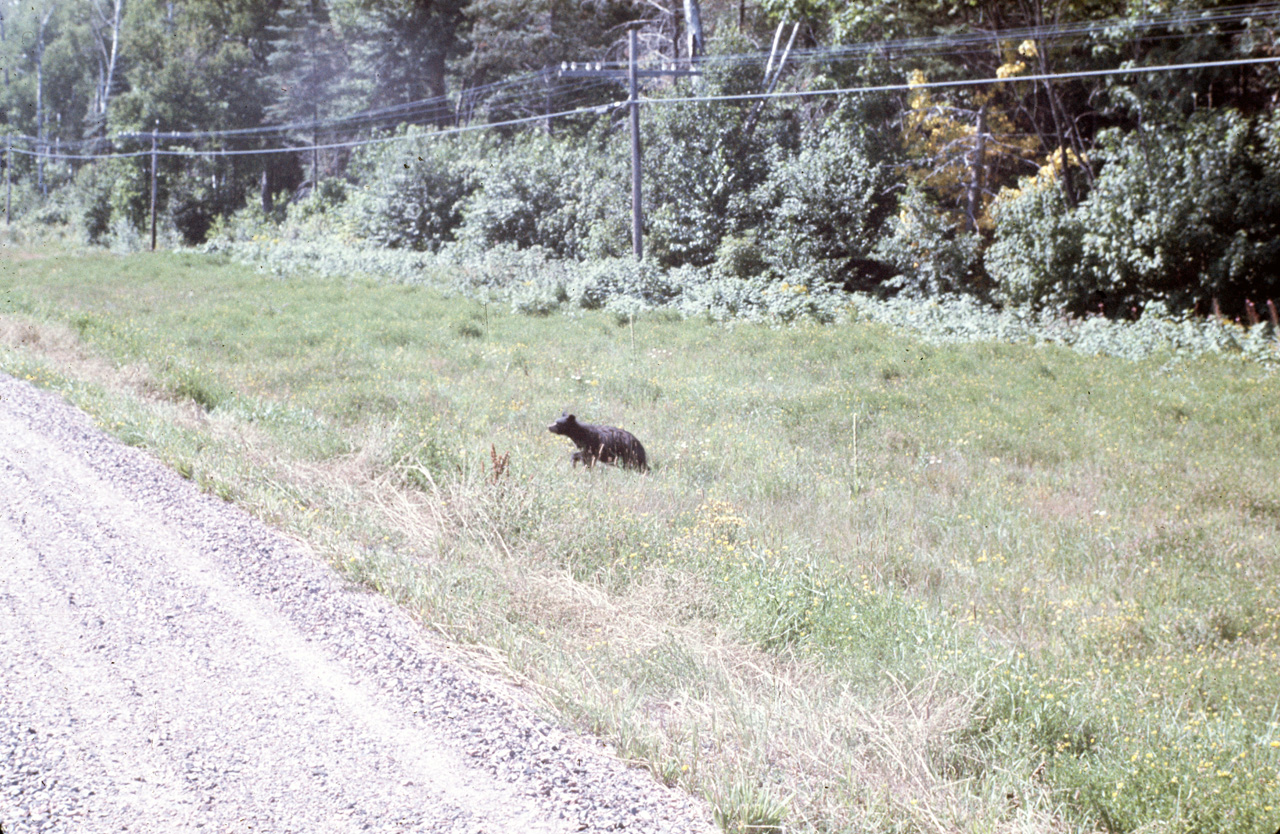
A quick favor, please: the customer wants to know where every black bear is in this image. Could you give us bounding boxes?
[548,412,648,472]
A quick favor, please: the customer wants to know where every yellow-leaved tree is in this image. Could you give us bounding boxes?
[900,39,1044,233]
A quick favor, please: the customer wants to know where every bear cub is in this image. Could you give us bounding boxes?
[548,412,648,472]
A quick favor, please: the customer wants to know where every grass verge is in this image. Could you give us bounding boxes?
[3,247,1279,833]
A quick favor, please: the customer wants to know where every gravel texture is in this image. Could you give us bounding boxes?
[0,372,717,834]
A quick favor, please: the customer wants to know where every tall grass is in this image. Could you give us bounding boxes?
[3,249,1278,832]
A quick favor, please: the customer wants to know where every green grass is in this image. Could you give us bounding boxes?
[3,247,1279,833]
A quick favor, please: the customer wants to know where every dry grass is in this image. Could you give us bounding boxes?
[3,251,1279,832]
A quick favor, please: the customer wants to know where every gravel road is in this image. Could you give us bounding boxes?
[0,372,716,834]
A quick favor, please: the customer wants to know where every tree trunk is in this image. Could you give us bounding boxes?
[966,106,987,232]
[102,0,124,119]
[87,0,124,140]
[683,0,704,62]
[743,20,800,141]
[261,167,273,214]
[36,6,55,195]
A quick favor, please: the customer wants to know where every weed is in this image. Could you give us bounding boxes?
[3,249,1279,833]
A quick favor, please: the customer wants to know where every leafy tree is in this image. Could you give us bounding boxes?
[1076,110,1280,315]
[343,128,480,251]
[264,0,353,191]
[455,128,627,259]
[455,0,639,125]
[101,0,281,238]
[874,185,984,297]
[900,60,1040,232]
[336,0,467,118]
[111,0,277,133]
[988,110,1280,315]
[85,0,127,140]
[753,120,894,287]
[984,166,1087,310]
[265,0,351,129]
[0,5,60,132]
[643,44,785,268]
[459,0,638,84]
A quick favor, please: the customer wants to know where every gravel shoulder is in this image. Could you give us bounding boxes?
[0,372,717,833]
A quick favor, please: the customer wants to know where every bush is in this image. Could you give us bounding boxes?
[848,293,1280,365]
[64,158,149,245]
[169,185,217,246]
[986,180,1086,309]
[288,178,349,220]
[712,235,768,280]
[565,257,680,309]
[343,129,479,251]
[643,46,784,269]
[754,124,893,286]
[1075,110,1280,315]
[874,187,984,297]
[989,110,1280,315]
[674,266,850,324]
[455,129,626,260]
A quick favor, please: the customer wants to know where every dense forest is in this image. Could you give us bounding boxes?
[4,0,1279,319]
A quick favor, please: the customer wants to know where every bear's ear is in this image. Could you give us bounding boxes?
[567,414,576,422]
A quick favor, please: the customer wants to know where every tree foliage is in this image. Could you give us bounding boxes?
[753,119,893,286]
[990,109,1280,314]
[3,0,1279,323]
[455,128,627,259]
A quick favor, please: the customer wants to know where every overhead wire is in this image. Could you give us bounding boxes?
[640,54,1280,107]
[8,5,1278,161]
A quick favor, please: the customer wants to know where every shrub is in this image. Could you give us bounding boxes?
[675,266,849,324]
[990,110,1280,315]
[712,235,768,280]
[754,124,893,286]
[168,181,218,245]
[1074,110,1280,315]
[874,187,984,297]
[986,180,1086,310]
[343,129,479,252]
[455,129,626,260]
[642,47,783,269]
[565,257,679,309]
[64,157,149,245]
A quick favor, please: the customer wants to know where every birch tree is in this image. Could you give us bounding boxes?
[87,0,125,138]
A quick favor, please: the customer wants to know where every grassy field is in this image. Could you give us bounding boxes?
[3,247,1279,833]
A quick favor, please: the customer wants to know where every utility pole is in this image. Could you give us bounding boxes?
[5,134,11,226]
[559,27,698,260]
[628,27,642,260]
[311,104,319,191]
[150,125,158,251]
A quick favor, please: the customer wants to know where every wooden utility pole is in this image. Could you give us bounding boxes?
[35,5,53,197]
[5,134,11,226]
[628,27,642,260]
[311,105,319,190]
[150,126,158,251]
[559,28,698,260]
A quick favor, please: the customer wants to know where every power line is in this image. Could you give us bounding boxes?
[7,101,623,161]
[11,51,1278,162]
[15,3,1279,151]
[9,18,1279,162]
[641,54,1280,107]
[681,3,1280,70]
[21,3,1278,150]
